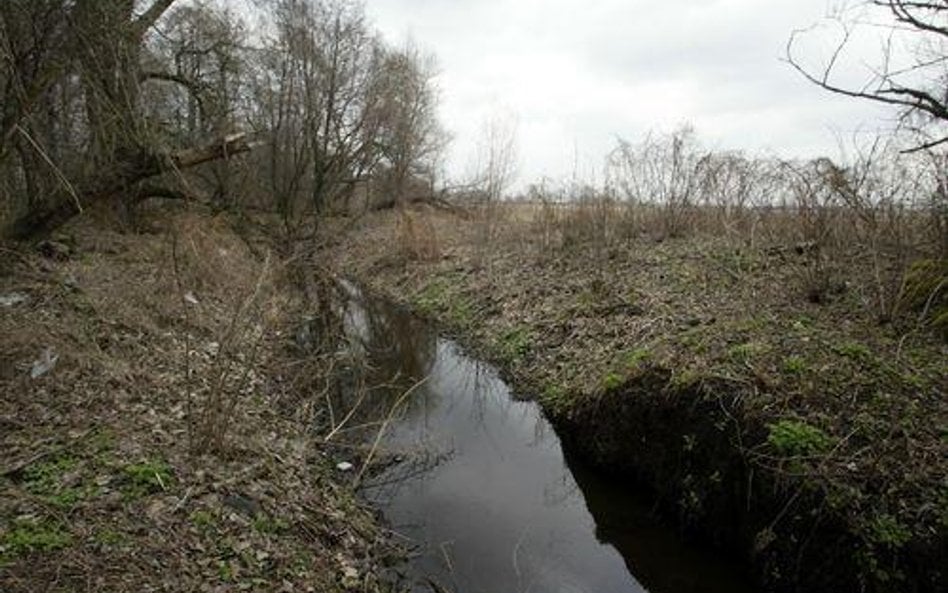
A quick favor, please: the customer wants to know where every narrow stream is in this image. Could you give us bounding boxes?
[337,283,754,593]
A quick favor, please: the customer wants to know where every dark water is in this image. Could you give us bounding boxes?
[338,283,754,593]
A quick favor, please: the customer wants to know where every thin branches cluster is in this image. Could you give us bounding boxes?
[0,0,445,239]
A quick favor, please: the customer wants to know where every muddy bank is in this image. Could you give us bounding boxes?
[332,206,947,593]
[0,204,396,592]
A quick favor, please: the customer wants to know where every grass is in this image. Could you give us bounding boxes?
[498,326,532,362]
[766,419,833,457]
[1,517,72,563]
[782,355,807,374]
[0,206,396,592]
[333,204,947,592]
[21,454,100,510]
[121,459,173,498]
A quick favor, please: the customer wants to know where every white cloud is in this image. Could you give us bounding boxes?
[367,0,902,189]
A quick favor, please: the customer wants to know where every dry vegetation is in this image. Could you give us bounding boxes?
[333,153,947,591]
[0,203,399,592]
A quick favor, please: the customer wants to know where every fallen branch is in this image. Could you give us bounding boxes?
[7,133,258,240]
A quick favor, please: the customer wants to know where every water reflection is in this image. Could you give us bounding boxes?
[339,285,753,593]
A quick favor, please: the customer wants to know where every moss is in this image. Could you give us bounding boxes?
[624,347,652,369]
[899,259,947,325]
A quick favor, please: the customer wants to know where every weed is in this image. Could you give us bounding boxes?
[541,382,565,403]
[252,515,289,535]
[415,277,453,314]
[868,514,912,548]
[670,367,702,390]
[782,355,807,374]
[767,419,832,456]
[728,341,765,363]
[601,372,623,391]
[624,347,652,369]
[576,289,596,312]
[22,455,97,509]
[217,559,235,582]
[190,510,216,531]
[93,529,127,547]
[1,517,72,561]
[122,459,172,498]
[498,327,531,362]
[835,341,872,361]
[449,298,474,327]
[22,455,77,491]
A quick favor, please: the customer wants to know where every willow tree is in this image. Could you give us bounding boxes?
[0,0,253,239]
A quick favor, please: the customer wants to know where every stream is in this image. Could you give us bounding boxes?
[337,283,754,593]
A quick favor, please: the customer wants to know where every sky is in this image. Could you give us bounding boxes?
[365,0,902,190]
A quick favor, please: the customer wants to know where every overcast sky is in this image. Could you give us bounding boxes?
[365,0,898,189]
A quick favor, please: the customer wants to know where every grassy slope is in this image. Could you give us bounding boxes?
[335,206,947,593]
[0,205,393,592]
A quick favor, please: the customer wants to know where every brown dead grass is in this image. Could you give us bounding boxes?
[0,203,396,593]
[332,203,947,592]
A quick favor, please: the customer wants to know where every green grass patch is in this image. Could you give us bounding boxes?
[834,340,873,361]
[601,372,623,391]
[93,528,128,547]
[498,327,532,362]
[867,514,912,548]
[414,275,458,314]
[782,355,807,374]
[189,509,217,531]
[767,419,833,456]
[624,347,652,369]
[252,515,290,535]
[121,459,172,498]
[1,517,72,562]
[21,454,98,509]
[727,341,766,363]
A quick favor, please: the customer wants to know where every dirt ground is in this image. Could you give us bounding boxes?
[332,203,947,593]
[0,203,398,593]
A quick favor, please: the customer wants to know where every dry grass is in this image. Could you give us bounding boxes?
[0,203,397,592]
[332,203,947,592]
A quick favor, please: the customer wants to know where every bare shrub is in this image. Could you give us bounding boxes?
[395,208,440,261]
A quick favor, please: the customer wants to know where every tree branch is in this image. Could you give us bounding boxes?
[132,0,176,39]
[7,133,258,239]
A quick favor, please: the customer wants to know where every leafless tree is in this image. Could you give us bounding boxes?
[373,40,447,207]
[0,0,256,239]
[787,0,948,151]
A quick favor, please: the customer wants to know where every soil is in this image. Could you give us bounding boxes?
[332,204,947,593]
[0,203,398,593]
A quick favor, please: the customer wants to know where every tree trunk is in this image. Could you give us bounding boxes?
[6,133,256,239]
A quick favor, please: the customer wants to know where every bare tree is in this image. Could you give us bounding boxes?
[373,40,447,207]
[252,0,383,237]
[787,0,948,151]
[0,0,258,239]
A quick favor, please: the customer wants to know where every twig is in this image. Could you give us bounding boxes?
[353,376,429,487]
